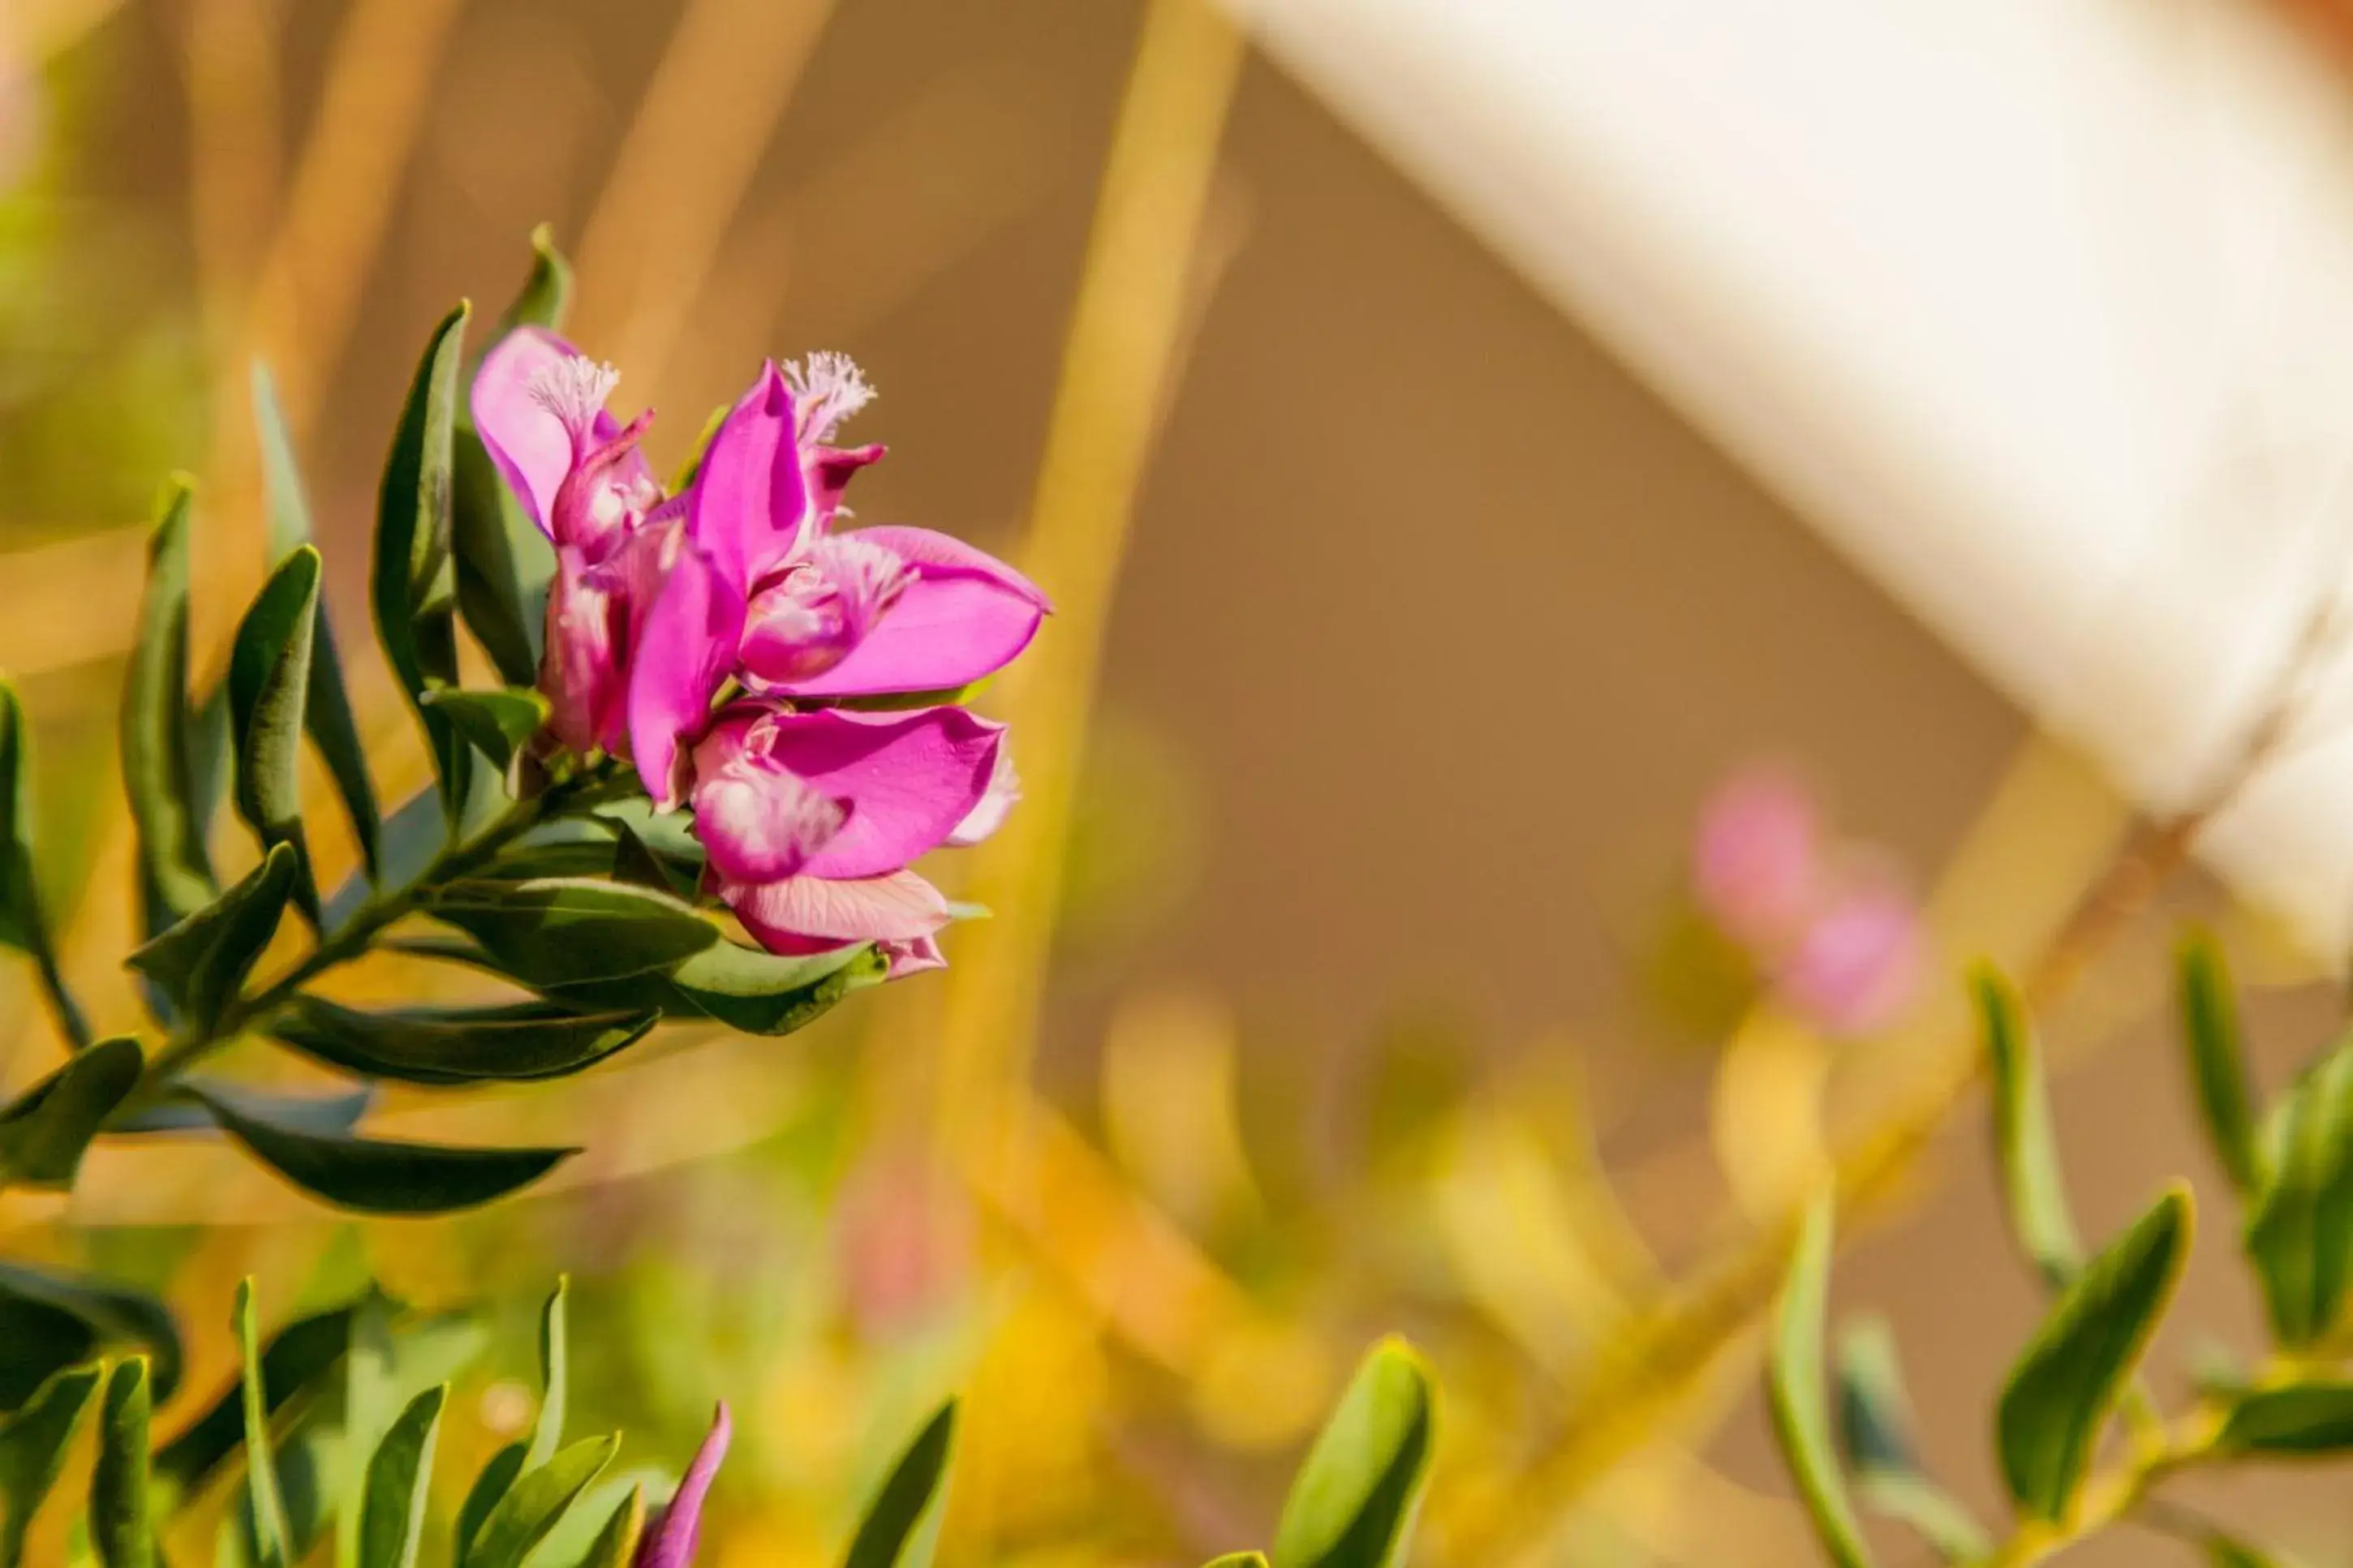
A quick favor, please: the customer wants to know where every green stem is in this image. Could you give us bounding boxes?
[1974,1406,2226,1568]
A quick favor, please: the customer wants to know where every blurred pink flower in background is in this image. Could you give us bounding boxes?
[1689,763,1925,1037]
[836,1146,972,1337]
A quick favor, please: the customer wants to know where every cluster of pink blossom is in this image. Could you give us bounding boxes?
[472,332,1046,978]
[1690,764,1924,1037]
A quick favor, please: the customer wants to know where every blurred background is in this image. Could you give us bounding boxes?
[12,0,2353,1562]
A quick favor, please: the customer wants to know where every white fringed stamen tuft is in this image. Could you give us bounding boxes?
[814,533,915,624]
[526,355,621,436]
[785,350,875,442]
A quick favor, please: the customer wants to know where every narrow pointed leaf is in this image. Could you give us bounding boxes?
[323,788,450,930]
[607,820,699,900]
[0,1036,140,1188]
[0,1362,100,1568]
[234,1282,293,1568]
[2244,1042,2353,1347]
[1996,1186,2191,1520]
[427,879,716,989]
[2213,1381,2353,1454]
[188,1086,574,1214]
[125,843,297,1033]
[1977,967,2080,1288]
[357,1385,444,1568]
[253,363,382,879]
[2179,930,2261,1196]
[0,680,88,1048]
[0,1264,180,1411]
[273,998,656,1085]
[92,1358,153,1568]
[114,1082,371,1138]
[570,1486,644,1568]
[372,303,474,824]
[2205,1540,2289,1568]
[526,1278,567,1471]
[1764,1199,1874,1568]
[1204,1557,1270,1568]
[153,1300,358,1496]
[462,1433,616,1568]
[1833,1319,1988,1561]
[123,477,216,921]
[1271,1340,1435,1568]
[843,1403,954,1568]
[229,546,323,923]
[455,1443,524,1566]
[501,226,571,333]
[551,940,881,1037]
[419,689,547,772]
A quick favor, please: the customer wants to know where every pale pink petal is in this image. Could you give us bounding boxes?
[725,869,953,951]
[755,707,1002,879]
[471,328,647,536]
[689,715,851,884]
[540,546,626,754]
[1774,883,1923,1038]
[626,542,745,807]
[1693,767,1821,950]
[634,1402,730,1568]
[947,740,1018,847]
[738,534,915,688]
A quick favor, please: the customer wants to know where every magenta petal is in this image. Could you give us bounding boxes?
[755,707,1003,879]
[634,1402,731,1568]
[768,572,1045,700]
[849,526,1050,608]
[626,542,746,807]
[725,870,953,950]
[471,327,584,532]
[689,718,854,885]
[689,362,810,588]
[811,442,885,519]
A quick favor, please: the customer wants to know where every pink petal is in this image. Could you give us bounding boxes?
[688,362,810,590]
[1774,883,1923,1038]
[725,869,953,950]
[540,546,626,754]
[634,1402,731,1568]
[768,571,1044,699]
[850,526,1050,608]
[755,707,1003,879]
[811,442,885,520]
[1692,767,1821,950]
[471,328,641,536]
[626,542,745,807]
[689,717,853,884]
[947,741,1018,847]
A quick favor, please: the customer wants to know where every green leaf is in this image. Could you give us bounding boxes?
[372,303,475,827]
[229,546,324,924]
[0,1037,140,1188]
[427,879,718,989]
[2205,1536,2294,1568]
[1271,1338,1436,1568]
[1976,966,2081,1288]
[1763,1199,1874,1568]
[1995,1185,2191,1521]
[1203,1558,1271,1568]
[153,1300,356,1497]
[2244,1040,2353,1347]
[0,1362,100,1568]
[501,225,572,333]
[252,362,383,880]
[566,1486,643,1568]
[2179,929,2262,1196]
[92,1357,153,1568]
[234,1281,293,1568]
[454,1443,524,1566]
[122,476,217,923]
[357,1385,444,1568]
[188,1085,574,1214]
[669,403,731,493]
[0,680,89,1049]
[115,1082,371,1139]
[843,1403,955,1568]
[126,842,298,1035]
[607,820,699,900]
[0,1263,180,1412]
[554,940,881,1037]
[419,689,548,773]
[461,1433,616,1568]
[526,1278,567,1471]
[273,997,656,1086]
[1832,1319,1988,1562]
[2213,1380,2353,1455]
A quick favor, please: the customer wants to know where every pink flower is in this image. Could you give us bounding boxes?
[1692,767,1821,950]
[635,1403,730,1568]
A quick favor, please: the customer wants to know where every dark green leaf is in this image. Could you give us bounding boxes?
[188,1085,574,1214]
[2214,1381,2353,1455]
[555,940,881,1037]
[0,1361,99,1568]
[252,362,383,880]
[125,842,297,1035]
[0,1263,180,1411]
[273,996,656,1086]
[501,226,572,333]
[2205,1536,2294,1567]
[372,303,475,826]
[1976,966,2080,1288]
[669,403,731,492]
[234,1281,292,1568]
[114,1081,371,1138]
[527,1278,567,1470]
[844,1403,955,1568]
[228,546,323,924]
[568,1485,644,1568]
[420,689,548,772]
[454,1443,525,1566]
[2244,1041,2353,1347]
[2179,929,2262,1196]
[1271,1339,1435,1568]
[154,1300,355,1497]
[323,788,449,930]
[359,1385,444,1568]
[1763,1199,1874,1568]
[0,1036,140,1188]
[462,1433,616,1568]
[0,680,89,1050]
[122,476,216,922]
[1833,1319,1987,1562]
[428,878,717,989]
[1996,1185,2191,1521]
[92,1357,153,1568]
[608,820,698,900]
